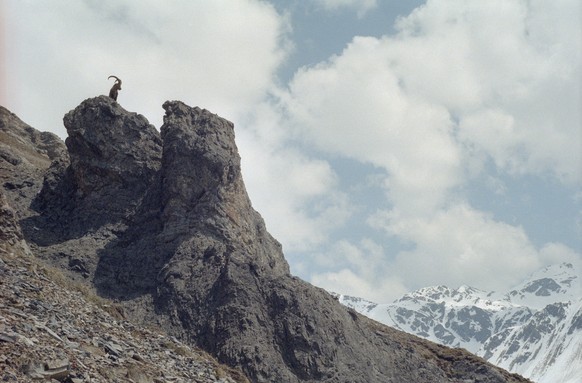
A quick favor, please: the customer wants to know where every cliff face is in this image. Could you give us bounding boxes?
[0,105,66,220]
[63,96,162,224]
[0,97,532,383]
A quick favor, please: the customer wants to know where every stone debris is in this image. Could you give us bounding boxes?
[0,248,246,383]
[26,359,70,380]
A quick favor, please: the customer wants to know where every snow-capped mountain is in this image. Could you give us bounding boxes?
[337,262,582,383]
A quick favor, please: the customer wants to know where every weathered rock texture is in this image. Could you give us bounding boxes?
[0,106,66,220]
[0,195,248,383]
[63,97,161,224]
[0,97,532,383]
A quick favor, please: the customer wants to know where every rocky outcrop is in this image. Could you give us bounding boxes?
[0,217,248,383]
[0,98,532,383]
[63,97,162,223]
[0,106,66,220]
[32,96,162,238]
[0,191,25,251]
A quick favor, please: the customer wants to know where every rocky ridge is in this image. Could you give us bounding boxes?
[0,106,246,382]
[1,97,532,382]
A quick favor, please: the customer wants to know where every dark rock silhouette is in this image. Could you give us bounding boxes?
[0,105,65,219]
[0,98,532,383]
[61,96,161,232]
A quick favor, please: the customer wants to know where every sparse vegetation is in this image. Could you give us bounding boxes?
[26,253,126,321]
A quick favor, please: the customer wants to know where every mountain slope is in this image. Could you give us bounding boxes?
[338,263,581,383]
[1,98,531,382]
[0,173,248,382]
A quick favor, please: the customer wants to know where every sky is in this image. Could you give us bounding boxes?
[2,0,581,303]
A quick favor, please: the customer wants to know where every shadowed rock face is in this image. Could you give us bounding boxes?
[0,98,532,383]
[63,96,162,227]
[157,101,288,277]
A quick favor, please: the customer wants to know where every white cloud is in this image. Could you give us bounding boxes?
[285,0,581,197]
[312,268,408,303]
[369,203,580,293]
[283,36,462,216]
[238,102,353,253]
[4,0,291,136]
[392,0,541,110]
[310,203,581,302]
[391,0,582,183]
[311,0,378,17]
[458,109,525,172]
[241,140,352,253]
[275,0,581,298]
[539,243,581,266]
[310,239,409,302]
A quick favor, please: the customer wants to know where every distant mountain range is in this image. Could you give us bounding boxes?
[336,262,581,383]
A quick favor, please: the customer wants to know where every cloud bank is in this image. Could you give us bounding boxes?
[5,0,290,134]
[252,0,581,300]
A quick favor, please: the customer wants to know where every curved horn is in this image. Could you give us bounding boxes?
[108,75,122,84]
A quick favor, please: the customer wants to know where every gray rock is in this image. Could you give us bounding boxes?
[104,340,124,357]
[0,99,532,383]
[63,96,161,216]
[0,332,17,343]
[0,105,65,220]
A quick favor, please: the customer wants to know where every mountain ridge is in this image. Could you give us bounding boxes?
[337,262,581,383]
[1,98,531,382]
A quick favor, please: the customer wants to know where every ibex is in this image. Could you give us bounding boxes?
[108,76,122,101]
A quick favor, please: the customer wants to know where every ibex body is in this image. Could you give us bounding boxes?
[108,76,122,101]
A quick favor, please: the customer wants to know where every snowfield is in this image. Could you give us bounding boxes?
[337,263,582,383]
